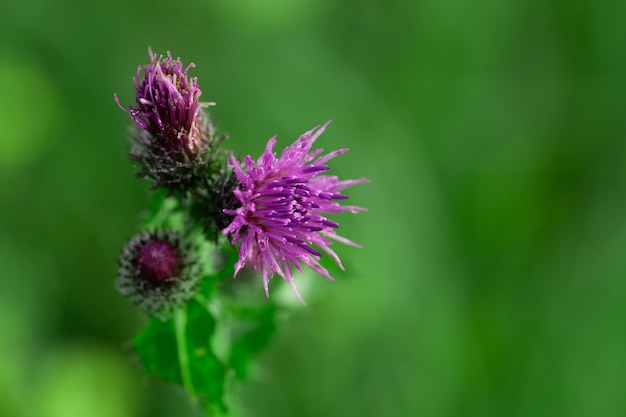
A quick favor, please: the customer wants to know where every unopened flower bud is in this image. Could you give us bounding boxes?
[117,230,200,318]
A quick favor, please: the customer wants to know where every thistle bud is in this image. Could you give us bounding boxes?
[115,49,224,192]
[117,230,200,319]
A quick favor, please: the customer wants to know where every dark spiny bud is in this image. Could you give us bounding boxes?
[189,166,240,241]
[117,230,200,319]
[135,239,180,283]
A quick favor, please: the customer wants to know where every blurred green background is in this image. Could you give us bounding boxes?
[2,0,626,416]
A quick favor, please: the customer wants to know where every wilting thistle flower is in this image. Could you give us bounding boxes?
[223,121,368,302]
[117,230,200,318]
[115,49,223,192]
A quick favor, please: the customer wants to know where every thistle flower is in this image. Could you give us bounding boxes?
[115,49,223,192]
[222,121,368,303]
[117,230,200,318]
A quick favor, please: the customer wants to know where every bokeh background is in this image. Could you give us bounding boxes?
[2,0,626,416]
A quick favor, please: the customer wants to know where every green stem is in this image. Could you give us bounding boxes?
[193,293,209,308]
[174,307,196,398]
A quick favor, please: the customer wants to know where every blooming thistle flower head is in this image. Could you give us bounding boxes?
[117,230,200,319]
[115,49,224,192]
[222,121,368,303]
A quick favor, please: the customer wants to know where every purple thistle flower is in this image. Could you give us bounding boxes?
[222,121,368,303]
[115,48,207,152]
[115,49,226,192]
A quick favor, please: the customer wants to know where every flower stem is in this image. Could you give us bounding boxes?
[174,307,196,398]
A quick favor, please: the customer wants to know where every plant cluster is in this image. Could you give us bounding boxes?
[114,49,367,415]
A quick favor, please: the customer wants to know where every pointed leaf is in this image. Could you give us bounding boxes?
[133,298,227,415]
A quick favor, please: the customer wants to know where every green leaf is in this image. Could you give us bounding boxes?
[211,245,280,380]
[184,298,227,413]
[133,316,182,385]
[227,302,277,380]
[133,297,228,415]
